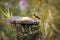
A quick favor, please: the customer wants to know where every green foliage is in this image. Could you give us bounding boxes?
[4,29,15,40]
[0,8,12,18]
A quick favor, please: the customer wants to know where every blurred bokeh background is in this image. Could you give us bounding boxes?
[0,0,60,40]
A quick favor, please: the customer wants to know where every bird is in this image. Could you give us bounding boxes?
[33,13,40,19]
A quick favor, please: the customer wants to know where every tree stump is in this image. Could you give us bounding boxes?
[7,16,40,40]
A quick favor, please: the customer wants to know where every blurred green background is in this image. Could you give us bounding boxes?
[0,0,60,40]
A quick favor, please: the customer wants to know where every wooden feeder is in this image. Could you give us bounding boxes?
[7,16,40,40]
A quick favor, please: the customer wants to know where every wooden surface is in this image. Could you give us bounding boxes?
[7,16,40,25]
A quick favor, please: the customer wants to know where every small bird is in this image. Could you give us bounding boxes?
[33,13,40,19]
